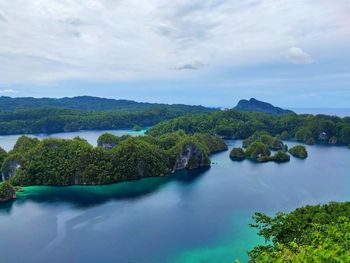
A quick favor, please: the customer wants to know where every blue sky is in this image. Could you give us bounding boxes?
[0,0,349,108]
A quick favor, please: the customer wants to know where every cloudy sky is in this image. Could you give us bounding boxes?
[0,0,349,108]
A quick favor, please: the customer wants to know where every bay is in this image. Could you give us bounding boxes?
[0,130,349,263]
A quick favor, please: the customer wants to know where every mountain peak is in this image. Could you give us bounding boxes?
[234,98,293,115]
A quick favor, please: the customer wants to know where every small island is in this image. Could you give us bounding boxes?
[229,147,246,160]
[230,133,291,163]
[229,133,309,163]
[288,145,308,159]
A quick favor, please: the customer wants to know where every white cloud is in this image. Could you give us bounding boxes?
[0,0,348,84]
[287,47,313,64]
[0,89,18,94]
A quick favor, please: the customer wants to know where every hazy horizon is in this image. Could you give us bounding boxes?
[1,95,350,118]
[0,1,349,108]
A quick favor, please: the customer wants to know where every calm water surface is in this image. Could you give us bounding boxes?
[0,130,349,263]
[0,128,146,151]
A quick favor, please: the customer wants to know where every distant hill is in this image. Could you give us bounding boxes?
[0,96,214,113]
[0,96,216,135]
[234,98,293,115]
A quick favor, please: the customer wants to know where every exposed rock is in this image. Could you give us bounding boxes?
[319,132,328,141]
[97,133,120,150]
[100,143,116,150]
[173,143,210,171]
[329,136,337,145]
[1,155,23,181]
[271,151,290,163]
[195,134,228,153]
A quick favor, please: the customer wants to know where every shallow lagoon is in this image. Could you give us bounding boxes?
[0,130,349,263]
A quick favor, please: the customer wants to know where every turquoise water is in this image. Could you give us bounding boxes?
[0,133,350,263]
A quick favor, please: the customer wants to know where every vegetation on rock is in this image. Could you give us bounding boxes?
[0,181,16,201]
[230,147,246,161]
[243,133,287,151]
[280,131,290,140]
[288,145,308,159]
[0,147,8,171]
[97,133,121,150]
[1,131,227,187]
[245,141,271,160]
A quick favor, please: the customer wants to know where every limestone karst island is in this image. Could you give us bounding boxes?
[0,1,349,262]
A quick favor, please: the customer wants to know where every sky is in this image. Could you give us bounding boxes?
[0,0,349,108]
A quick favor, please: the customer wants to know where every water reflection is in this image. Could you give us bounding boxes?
[0,167,210,213]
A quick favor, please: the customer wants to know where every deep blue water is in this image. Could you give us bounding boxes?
[0,130,349,263]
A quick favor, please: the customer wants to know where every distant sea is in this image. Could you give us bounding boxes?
[292,108,350,117]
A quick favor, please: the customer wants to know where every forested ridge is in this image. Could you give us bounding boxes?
[148,109,350,147]
[0,96,214,112]
[0,96,215,135]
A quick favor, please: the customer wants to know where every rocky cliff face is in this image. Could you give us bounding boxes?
[1,157,22,181]
[173,143,210,171]
[99,142,117,150]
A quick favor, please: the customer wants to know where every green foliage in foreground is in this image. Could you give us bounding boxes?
[249,202,350,262]
[288,145,308,159]
[147,109,350,146]
[3,132,227,186]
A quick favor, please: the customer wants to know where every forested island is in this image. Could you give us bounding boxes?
[0,96,214,135]
[234,98,293,115]
[148,109,350,148]
[229,132,307,163]
[0,132,227,198]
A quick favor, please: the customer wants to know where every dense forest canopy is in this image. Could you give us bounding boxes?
[0,107,215,135]
[0,96,214,112]
[249,202,350,262]
[0,96,215,135]
[0,132,227,186]
[148,110,350,147]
